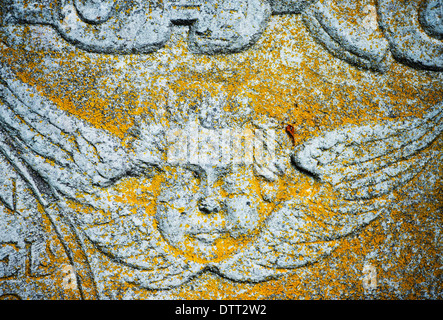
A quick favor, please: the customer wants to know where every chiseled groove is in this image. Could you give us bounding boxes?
[0,145,16,211]
[312,8,378,62]
[268,203,379,244]
[0,87,118,193]
[302,12,375,71]
[9,132,73,177]
[0,131,49,207]
[0,104,74,171]
[2,129,90,200]
[294,109,441,189]
[44,203,99,299]
[326,121,442,192]
[75,129,104,164]
[339,151,419,186]
[0,77,74,139]
[1,76,128,192]
[0,90,75,157]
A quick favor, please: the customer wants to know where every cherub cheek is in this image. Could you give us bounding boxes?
[224,196,260,236]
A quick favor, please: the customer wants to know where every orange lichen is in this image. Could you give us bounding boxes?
[0,7,442,300]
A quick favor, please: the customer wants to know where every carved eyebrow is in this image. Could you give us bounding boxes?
[188,163,233,178]
[183,163,205,175]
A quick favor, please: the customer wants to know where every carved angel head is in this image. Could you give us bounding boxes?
[137,89,293,261]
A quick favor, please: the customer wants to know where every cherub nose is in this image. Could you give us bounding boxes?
[199,197,220,214]
[197,164,225,214]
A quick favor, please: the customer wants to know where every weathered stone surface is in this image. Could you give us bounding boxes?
[0,0,442,300]
[302,0,391,72]
[378,0,443,71]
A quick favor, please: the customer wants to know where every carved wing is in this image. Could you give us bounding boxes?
[0,63,200,289]
[292,103,443,200]
[80,206,204,289]
[215,191,391,282]
[0,67,134,203]
[215,102,443,281]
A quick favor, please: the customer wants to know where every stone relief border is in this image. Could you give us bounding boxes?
[1,0,442,71]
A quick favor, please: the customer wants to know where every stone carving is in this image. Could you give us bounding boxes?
[378,0,443,71]
[301,0,391,72]
[0,172,87,298]
[0,0,442,300]
[268,0,316,14]
[0,244,22,279]
[1,61,442,291]
[187,0,271,54]
[293,104,443,200]
[74,0,116,24]
[0,92,98,298]
[420,0,443,40]
[3,0,271,54]
[2,0,442,71]
[302,0,443,72]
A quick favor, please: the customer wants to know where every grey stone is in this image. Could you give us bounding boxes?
[378,0,443,71]
[268,0,316,14]
[419,0,443,41]
[187,0,271,54]
[74,0,116,24]
[0,0,442,299]
[292,103,443,200]
[302,0,391,72]
[2,0,442,71]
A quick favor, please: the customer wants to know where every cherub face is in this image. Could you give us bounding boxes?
[155,162,280,261]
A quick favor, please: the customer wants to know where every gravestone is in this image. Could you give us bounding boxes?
[0,0,442,300]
